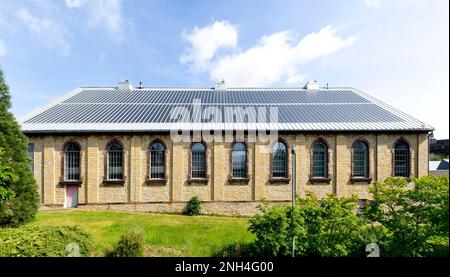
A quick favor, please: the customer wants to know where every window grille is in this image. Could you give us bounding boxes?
[64,143,80,181]
[312,141,327,178]
[272,142,287,178]
[232,142,247,178]
[191,142,206,178]
[353,141,369,178]
[107,142,123,180]
[150,142,165,179]
[28,143,34,173]
[394,140,410,177]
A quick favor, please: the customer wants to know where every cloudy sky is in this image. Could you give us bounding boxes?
[0,0,448,138]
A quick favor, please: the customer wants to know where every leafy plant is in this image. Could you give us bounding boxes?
[184,196,201,216]
[107,228,145,257]
[0,69,39,226]
[364,176,449,257]
[0,225,92,257]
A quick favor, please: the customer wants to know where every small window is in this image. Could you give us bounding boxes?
[64,142,80,181]
[191,142,206,178]
[107,142,123,180]
[312,140,328,178]
[28,143,35,173]
[272,141,288,178]
[353,140,369,178]
[231,142,247,179]
[150,142,165,179]
[394,140,410,178]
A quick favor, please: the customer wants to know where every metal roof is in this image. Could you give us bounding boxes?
[19,87,434,133]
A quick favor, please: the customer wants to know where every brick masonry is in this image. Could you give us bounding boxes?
[28,132,430,215]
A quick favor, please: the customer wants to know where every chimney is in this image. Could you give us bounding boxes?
[214,79,226,90]
[118,80,133,90]
[303,80,320,90]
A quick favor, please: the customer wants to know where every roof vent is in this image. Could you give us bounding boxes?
[118,80,133,90]
[303,80,320,90]
[214,79,226,90]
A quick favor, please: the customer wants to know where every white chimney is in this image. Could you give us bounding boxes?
[303,80,320,90]
[214,79,226,90]
[118,80,133,90]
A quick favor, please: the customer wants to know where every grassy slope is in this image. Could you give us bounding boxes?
[31,210,253,257]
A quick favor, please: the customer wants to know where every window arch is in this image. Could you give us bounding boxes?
[352,140,369,178]
[271,141,288,178]
[231,142,247,179]
[149,141,166,179]
[312,140,328,178]
[191,142,206,178]
[106,141,124,180]
[63,142,81,181]
[393,139,410,178]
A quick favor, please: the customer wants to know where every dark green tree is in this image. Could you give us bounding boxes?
[0,68,39,226]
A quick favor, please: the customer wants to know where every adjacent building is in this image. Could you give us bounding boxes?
[20,81,433,215]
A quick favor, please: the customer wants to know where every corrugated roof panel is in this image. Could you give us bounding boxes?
[20,87,433,132]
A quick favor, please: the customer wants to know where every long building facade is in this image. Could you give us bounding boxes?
[20,81,433,215]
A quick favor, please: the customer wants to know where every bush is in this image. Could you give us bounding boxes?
[0,225,92,257]
[212,240,258,257]
[107,228,144,257]
[184,196,201,216]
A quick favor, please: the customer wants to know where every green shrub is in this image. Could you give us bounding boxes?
[184,196,201,216]
[107,228,144,257]
[212,240,258,257]
[0,225,92,257]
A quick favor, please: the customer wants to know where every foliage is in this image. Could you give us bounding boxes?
[212,240,257,257]
[364,176,449,257]
[106,228,145,257]
[429,153,449,161]
[0,225,92,257]
[0,148,16,204]
[184,195,201,216]
[0,69,39,226]
[249,194,373,257]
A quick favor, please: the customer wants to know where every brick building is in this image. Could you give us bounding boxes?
[20,81,433,215]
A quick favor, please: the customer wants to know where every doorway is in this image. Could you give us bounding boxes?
[65,185,78,208]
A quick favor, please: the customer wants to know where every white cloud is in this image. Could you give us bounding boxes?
[17,9,72,56]
[82,0,124,41]
[181,23,356,86]
[365,0,381,8]
[180,21,238,72]
[0,39,6,57]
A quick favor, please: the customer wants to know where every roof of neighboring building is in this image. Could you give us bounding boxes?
[430,159,449,171]
[19,86,434,133]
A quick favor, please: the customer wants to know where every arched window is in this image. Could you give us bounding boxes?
[107,141,123,180]
[191,142,206,178]
[272,141,288,178]
[231,142,247,179]
[394,139,410,178]
[150,141,166,179]
[312,140,328,178]
[64,142,81,181]
[353,140,369,178]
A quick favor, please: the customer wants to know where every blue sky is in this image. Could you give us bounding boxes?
[0,0,448,138]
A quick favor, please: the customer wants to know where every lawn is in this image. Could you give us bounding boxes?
[31,210,253,257]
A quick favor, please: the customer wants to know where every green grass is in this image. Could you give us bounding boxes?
[31,210,253,257]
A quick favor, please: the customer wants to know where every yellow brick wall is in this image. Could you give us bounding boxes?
[28,132,430,212]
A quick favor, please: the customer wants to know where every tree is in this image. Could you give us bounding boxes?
[0,68,39,226]
[364,176,449,257]
[249,193,374,257]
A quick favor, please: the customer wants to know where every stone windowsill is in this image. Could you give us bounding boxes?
[186,178,209,184]
[145,178,168,185]
[228,177,250,184]
[59,180,82,186]
[103,180,126,186]
[350,177,373,184]
[268,177,291,184]
[309,177,332,184]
